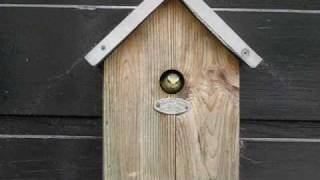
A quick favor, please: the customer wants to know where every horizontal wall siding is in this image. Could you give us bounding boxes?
[221,12,320,120]
[0,8,131,116]
[0,116,101,135]
[1,1,320,180]
[3,137,320,180]
[0,118,320,180]
[241,141,320,180]
[241,120,320,138]
[0,138,102,180]
[207,0,320,9]
[1,0,320,9]
[0,0,141,5]
[241,120,320,180]
[0,116,102,180]
[1,7,320,120]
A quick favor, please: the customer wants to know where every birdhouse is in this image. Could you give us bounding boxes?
[85,0,262,179]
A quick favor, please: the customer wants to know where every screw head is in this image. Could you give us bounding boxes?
[160,70,185,94]
[241,48,250,57]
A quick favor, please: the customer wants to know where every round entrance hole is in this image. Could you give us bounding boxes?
[160,70,185,94]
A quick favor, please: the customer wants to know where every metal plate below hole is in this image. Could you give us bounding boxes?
[154,98,191,115]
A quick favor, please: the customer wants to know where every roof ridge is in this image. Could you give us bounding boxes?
[85,0,263,68]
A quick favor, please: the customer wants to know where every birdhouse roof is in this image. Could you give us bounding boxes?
[85,0,263,68]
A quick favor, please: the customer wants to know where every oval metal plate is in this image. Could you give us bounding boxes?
[154,98,191,115]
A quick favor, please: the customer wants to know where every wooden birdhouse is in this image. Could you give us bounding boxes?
[85,0,262,179]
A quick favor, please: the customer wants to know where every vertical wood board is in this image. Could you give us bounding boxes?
[173,1,239,179]
[104,0,239,179]
[104,1,176,179]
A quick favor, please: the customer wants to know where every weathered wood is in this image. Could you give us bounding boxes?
[86,0,262,67]
[241,120,320,138]
[207,0,320,9]
[2,117,320,180]
[1,6,320,120]
[0,7,132,117]
[0,0,141,5]
[0,137,102,180]
[1,0,320,179]
[0,115,102,136]
[85,0,164,66]
[241,140,320,180]
[1,0,319,9]
[104,0,239,179]
[182,0,262,68]
[173,1,239,179]
[103,1,176,179]
[229,12,320,120]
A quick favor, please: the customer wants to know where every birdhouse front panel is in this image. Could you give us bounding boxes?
[104,0,239,179]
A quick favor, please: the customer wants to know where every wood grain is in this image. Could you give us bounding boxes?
[231,12,320,121]
[0,136,102,180]
[2,117,320,180]
[206,0,320,9]
[241,120,320,139]
[103,1,176,179]
[1,6,320,121]
[104,0,239,179]
[0,8,131,117]
[241,140,320,180]
[0,0,142,5]
[1,0,320,179]
[1,0,318,9]
[173,1,239,179]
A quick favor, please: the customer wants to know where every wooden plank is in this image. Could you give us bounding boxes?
[0,0,141,5]
[183,0,262,68]
[1,5,319,121]
[241,120,320,138]
[0,116,102,179]
[241,140,320,180]
[240,120,320,179]
[0,8,131,117]
[86,0,262,67]
[1,118,320,179]
[173,1,239,179]
[2,0,319,9]
[0,138,102,180]
[0,115,101,179]
[0,115,101,136]
[85,0,164,66]
[0,115,319,180]
[215,12,320,120]
[2,138,320,180]
[104,0,239,179]
[240,120,320,180]
[206,0,320,9]
[103,1,177,179]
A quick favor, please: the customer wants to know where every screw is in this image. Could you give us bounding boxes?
[101,45,106,51]
[156,102,161,108]
[241,48,250,57]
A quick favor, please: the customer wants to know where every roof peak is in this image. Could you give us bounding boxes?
[85,0,263,68]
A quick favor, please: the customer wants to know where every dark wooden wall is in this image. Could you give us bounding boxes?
[1,0,320,179]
